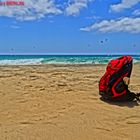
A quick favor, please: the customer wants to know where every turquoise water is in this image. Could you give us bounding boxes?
[0,55,140,65]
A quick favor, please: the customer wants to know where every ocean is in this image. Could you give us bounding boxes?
[0,55,140,65]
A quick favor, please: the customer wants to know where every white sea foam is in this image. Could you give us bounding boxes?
[0,58,44,65]
[0,56,139,65]
[133,59,140,63]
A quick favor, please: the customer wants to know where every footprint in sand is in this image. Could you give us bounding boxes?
[125,116,140,124]
[19,120,34,127]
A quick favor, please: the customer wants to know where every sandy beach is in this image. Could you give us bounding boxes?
[0,64,140,140]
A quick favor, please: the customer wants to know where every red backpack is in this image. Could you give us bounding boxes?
[99,56,133,100]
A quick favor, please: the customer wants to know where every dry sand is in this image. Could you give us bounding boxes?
[0,64,140,140]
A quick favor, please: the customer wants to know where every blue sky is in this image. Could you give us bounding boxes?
[0,0,140,54]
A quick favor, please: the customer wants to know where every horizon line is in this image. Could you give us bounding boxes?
[0,53,140,56]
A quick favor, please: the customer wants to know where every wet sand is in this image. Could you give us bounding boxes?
[0,64,140,140]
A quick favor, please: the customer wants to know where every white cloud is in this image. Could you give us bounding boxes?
[80,17,140,33]
[0,0,62,21]
[85,15,101,20]
[132,9,140,16]
[65,0,94,16]
[10,25,20,29]
[110,0,140,12]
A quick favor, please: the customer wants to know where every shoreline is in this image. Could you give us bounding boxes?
[0,63,106,66]
[0,55,139,66]
[0,63,139,68]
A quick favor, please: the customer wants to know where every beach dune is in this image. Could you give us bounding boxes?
[0,64,140,140]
